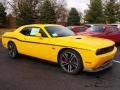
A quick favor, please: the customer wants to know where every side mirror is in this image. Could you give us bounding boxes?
[35,33,42,37]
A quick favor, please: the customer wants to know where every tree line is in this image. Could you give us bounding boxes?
[85,0,120,24]
[0,0,120,27]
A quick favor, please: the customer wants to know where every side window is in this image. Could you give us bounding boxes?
[109,27,118,32]
[20,28,31,36]
[20,27,47,37]
[30,28,40,36]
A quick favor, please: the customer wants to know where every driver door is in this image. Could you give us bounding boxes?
[19,27,52,60]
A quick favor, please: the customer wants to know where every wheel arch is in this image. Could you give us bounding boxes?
[57,48,84,74]
[57,48,83,62]
[7,40,19,58]
[7,41,15,47]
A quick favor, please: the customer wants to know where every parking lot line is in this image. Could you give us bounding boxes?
[113,60,120,64]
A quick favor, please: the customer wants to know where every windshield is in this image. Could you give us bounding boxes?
[67,27,72,30]
[88,26,105,32]
[45,26,75,37]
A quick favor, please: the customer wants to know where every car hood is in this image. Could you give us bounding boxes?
[78,31,102,36]
[50,35,114,50]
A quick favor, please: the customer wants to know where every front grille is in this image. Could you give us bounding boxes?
[96,45,114,55]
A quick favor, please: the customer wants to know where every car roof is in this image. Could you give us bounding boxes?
[21,24,62,27]
[15,24,63,33]
[89,24,117,28]
[85,24,105,26]
[67,26,86,28]
[108,24,120,28]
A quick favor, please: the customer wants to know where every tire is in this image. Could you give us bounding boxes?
[58,49,83,75]
[116,42,120,46]
[8,42,19,58]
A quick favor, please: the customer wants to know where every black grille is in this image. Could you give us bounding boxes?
[96,45,114,55]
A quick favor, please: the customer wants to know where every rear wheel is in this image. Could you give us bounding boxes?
[58,49,83,74]
[116,42,120,46]
[8,42,19,58]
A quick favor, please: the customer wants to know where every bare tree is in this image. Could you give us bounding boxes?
[50,0,68,22]
[7,0,43,16]
[7,0,68,24]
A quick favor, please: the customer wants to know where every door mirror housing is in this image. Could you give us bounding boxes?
[35,33,42,37]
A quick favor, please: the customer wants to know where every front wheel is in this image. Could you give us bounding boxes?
[8,42,19,58]
[58,49,83,75]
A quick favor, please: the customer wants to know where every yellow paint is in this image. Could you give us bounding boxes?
[2,24,117,70]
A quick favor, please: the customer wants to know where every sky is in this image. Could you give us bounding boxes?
[66,0,90,13]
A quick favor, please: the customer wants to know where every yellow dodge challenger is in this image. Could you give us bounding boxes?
[2,24,117,74]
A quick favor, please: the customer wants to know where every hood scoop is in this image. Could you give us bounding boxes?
[75,37,81,39]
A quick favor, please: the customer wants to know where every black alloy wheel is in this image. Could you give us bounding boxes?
[59,49,83,74]
[8,42,18,58]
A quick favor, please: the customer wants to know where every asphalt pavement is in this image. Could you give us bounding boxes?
[0,41,120,90]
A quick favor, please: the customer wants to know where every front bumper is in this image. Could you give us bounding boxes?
[84,60,113,72]
[79,46,117,72]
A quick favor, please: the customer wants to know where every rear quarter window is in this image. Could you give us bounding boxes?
[20,27,47,37]
[109,27,118,32]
